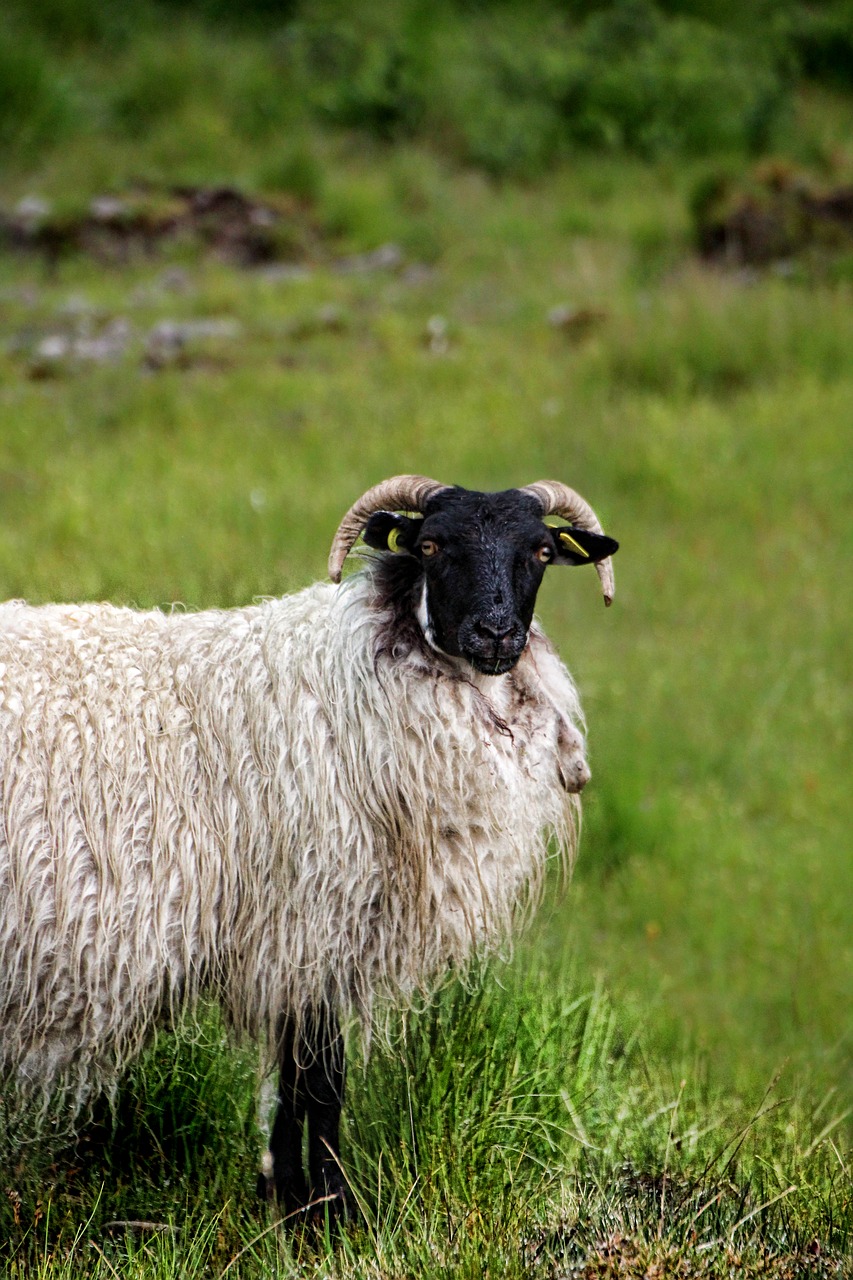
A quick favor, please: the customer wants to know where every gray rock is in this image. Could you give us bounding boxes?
[90,196,129,222]
[143,317,241,369]
[73,317,133,363]
[424,314,449,355]
[14,197,51,231]
[335,242,404,275]
[36,335,70,362]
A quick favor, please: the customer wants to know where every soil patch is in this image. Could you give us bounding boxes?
[694,162,853,266]
[0,185,321,269]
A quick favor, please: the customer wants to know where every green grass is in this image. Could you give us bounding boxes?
[0,0,798,181]
[4,971,849,1275]
[1,85,852,1275]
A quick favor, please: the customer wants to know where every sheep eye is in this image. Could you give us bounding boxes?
[535,544,553,564]
[420,539,439,558]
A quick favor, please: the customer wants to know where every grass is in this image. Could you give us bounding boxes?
[4,971,849,1275]
[0,68,852,1276]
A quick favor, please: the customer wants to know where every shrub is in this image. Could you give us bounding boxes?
[558,1,787,157]
[0,21,77,163]
[782,0,853,88]
[282,0,789,176]
[110,35,198,139]
[284,5,429,140]
[0,0,804,182]
[2,0,142,48]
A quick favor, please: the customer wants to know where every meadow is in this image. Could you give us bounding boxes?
[1,3,852,1274]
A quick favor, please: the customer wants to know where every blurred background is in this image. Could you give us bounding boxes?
[0,0,851,1272]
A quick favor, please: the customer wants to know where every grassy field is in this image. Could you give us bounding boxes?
[0,35,852,1274]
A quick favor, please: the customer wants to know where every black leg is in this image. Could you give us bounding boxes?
[302,1009,352,1222]
[259,1009,352,1225]
[258,1015,310,1216]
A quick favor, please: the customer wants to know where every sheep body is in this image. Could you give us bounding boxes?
[0,566,584,1106]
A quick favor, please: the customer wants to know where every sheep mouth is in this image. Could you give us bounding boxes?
[462,642,525,677]
[455,619,528,676]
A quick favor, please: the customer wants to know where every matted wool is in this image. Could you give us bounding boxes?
[0,567,584,1107]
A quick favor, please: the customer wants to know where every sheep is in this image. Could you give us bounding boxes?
[0,475,617,1221]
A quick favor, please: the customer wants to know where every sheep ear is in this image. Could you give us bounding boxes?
[362,511,423,554]
[549,526,619,566]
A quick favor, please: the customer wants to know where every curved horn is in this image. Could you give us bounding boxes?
[328,475,450,582]
[521,480,616,605]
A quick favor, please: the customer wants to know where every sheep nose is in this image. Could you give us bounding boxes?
[475,620,513,643]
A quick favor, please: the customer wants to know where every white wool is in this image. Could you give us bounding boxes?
[0,569,585,1105]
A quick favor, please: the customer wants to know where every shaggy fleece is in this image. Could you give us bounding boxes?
[0,568,584,1104]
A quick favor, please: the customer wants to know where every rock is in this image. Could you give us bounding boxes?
[288,306,347,340]
[57,294,96,318]
[424,314,449,355]
[694,163,853,266]
[36,335,70,361]
[13,197,51,231]
[334,243,404,275]
[0,285,40,306]
[1,185,308,268]
[257,263,313,283]
[73,317,133,363]
[547,304,607,340]
[89,196,129,222]
[27,317,134,377]
[159,267,191,293]
[28,334,71,379]
[401,263,436,286]
[144,322,186,370]
[143,317,241,370]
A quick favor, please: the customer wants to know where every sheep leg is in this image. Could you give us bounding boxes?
[258,1015,310,1216]
[302,1009,352,1222]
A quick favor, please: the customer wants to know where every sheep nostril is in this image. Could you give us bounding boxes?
[479,624,497,640]
[475,620,512,643]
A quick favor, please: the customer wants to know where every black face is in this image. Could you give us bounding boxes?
[363,487,618,677]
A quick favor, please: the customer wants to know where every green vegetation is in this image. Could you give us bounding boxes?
[1,0,852,1274]
[0,0,852,180]
[3,974,848,1275]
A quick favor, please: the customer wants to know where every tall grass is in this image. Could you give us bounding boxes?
[3,964,849,1272]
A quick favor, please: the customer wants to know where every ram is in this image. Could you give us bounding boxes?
[0,475,617,1220]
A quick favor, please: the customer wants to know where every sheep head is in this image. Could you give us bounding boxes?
[328,476,618,676]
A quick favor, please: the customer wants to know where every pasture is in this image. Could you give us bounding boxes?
[0,10,851,1270]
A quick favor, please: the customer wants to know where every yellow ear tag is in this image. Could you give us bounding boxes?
[387,526,404,553]
[559,530,590,558]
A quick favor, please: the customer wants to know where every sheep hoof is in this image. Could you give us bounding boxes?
[308,1185,355,1231]
[256,1170,274,1204]
[256,1171,353,1231]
